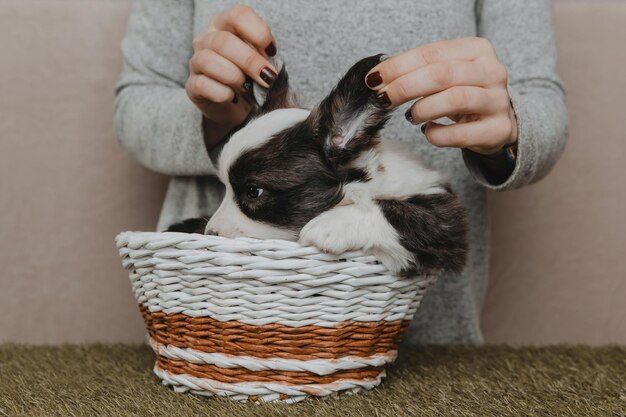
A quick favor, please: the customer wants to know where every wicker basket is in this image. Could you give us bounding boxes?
[116,231,438,403]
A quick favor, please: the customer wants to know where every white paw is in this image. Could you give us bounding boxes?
[299,205,415,275]
[299,208,359,255]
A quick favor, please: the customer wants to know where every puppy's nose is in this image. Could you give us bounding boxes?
[205,229,219,236]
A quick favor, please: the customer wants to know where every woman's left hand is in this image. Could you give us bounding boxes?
[365,37,518,155]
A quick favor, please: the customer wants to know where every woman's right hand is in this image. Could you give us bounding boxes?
[186,5,278,148]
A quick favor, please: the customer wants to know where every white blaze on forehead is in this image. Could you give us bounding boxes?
[217,108,311,182]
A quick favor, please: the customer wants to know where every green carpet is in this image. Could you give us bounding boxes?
[0,344,624,416]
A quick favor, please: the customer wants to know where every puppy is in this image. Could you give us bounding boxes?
[170,55,468,275]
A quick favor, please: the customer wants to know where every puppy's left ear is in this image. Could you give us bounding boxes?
[220,56,298,145]
[251,55,299,114]
[309,54,392,166]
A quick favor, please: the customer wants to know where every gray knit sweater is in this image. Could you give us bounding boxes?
[114,0,568,344]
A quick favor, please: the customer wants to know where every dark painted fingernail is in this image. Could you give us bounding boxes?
[366,71,383,88]
[243,76,253,91]
[375,91,391,107]
[265,42,277,57]
[404,108,413,123]
[421,123,428,134]
[260,67,277,85]
[232,93,238,104]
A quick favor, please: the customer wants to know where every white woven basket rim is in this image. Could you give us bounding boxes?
[116,231,381,265]
[116,230,437,326]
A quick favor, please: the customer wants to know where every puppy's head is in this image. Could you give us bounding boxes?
[207,54,391,239]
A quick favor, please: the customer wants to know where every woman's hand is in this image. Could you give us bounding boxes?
[365,38,518,155]
[186,5,278,148]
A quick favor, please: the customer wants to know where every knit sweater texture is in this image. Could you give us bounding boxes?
[114,0,568,344]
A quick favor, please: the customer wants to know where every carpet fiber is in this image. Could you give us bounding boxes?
[1,344,624,416]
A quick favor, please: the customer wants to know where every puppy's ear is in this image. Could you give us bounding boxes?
[252,56,299,114]
[219,56,298,145]
[309,54,391,166]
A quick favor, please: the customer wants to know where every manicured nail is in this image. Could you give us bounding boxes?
[375,91,391,107]
[265,42,277,57]
[366,71,383,89]
[421,123,428,134]
[232,93,238,104]
[243,76,253,91]
[404,108,414,124]
[260,67,277,85]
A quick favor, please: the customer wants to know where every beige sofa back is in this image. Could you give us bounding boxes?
[0,0,624,345]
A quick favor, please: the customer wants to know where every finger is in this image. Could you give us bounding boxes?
[186,74,236,104]
[366,37,496,89]
[406,86,509,124]
[377,60,505,107]
[212,5,276,57]
[194,30,277,87]
[423,116,513,150]
[190,49,247,92]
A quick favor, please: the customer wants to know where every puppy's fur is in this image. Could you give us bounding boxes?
[169,55,468,275]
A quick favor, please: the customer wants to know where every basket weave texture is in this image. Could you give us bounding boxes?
[116,231,438,403]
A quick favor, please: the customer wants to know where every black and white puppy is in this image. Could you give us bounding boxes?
[175,55,468,275]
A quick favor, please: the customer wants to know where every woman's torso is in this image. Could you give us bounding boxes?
[158,1,489,344]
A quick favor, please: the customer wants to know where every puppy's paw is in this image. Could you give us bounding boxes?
[299,205,415,275]
[299,208,362,255]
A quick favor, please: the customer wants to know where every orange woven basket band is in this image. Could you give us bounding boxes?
[155,356,384,385]
[140,305,410,360]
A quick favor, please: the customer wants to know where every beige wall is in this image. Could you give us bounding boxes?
[482,0,626,345]
[0,0,165,344]
[0,0,624,345]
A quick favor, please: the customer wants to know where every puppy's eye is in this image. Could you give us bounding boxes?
[246,185,264,199]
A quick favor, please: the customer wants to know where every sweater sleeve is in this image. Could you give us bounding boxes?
[114,0,216,176]
[462,0,568,190]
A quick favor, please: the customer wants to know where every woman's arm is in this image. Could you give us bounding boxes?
[114,2,278,176]
[114,0,214,176]
[463,0,568,190]
[363,0,567,190]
